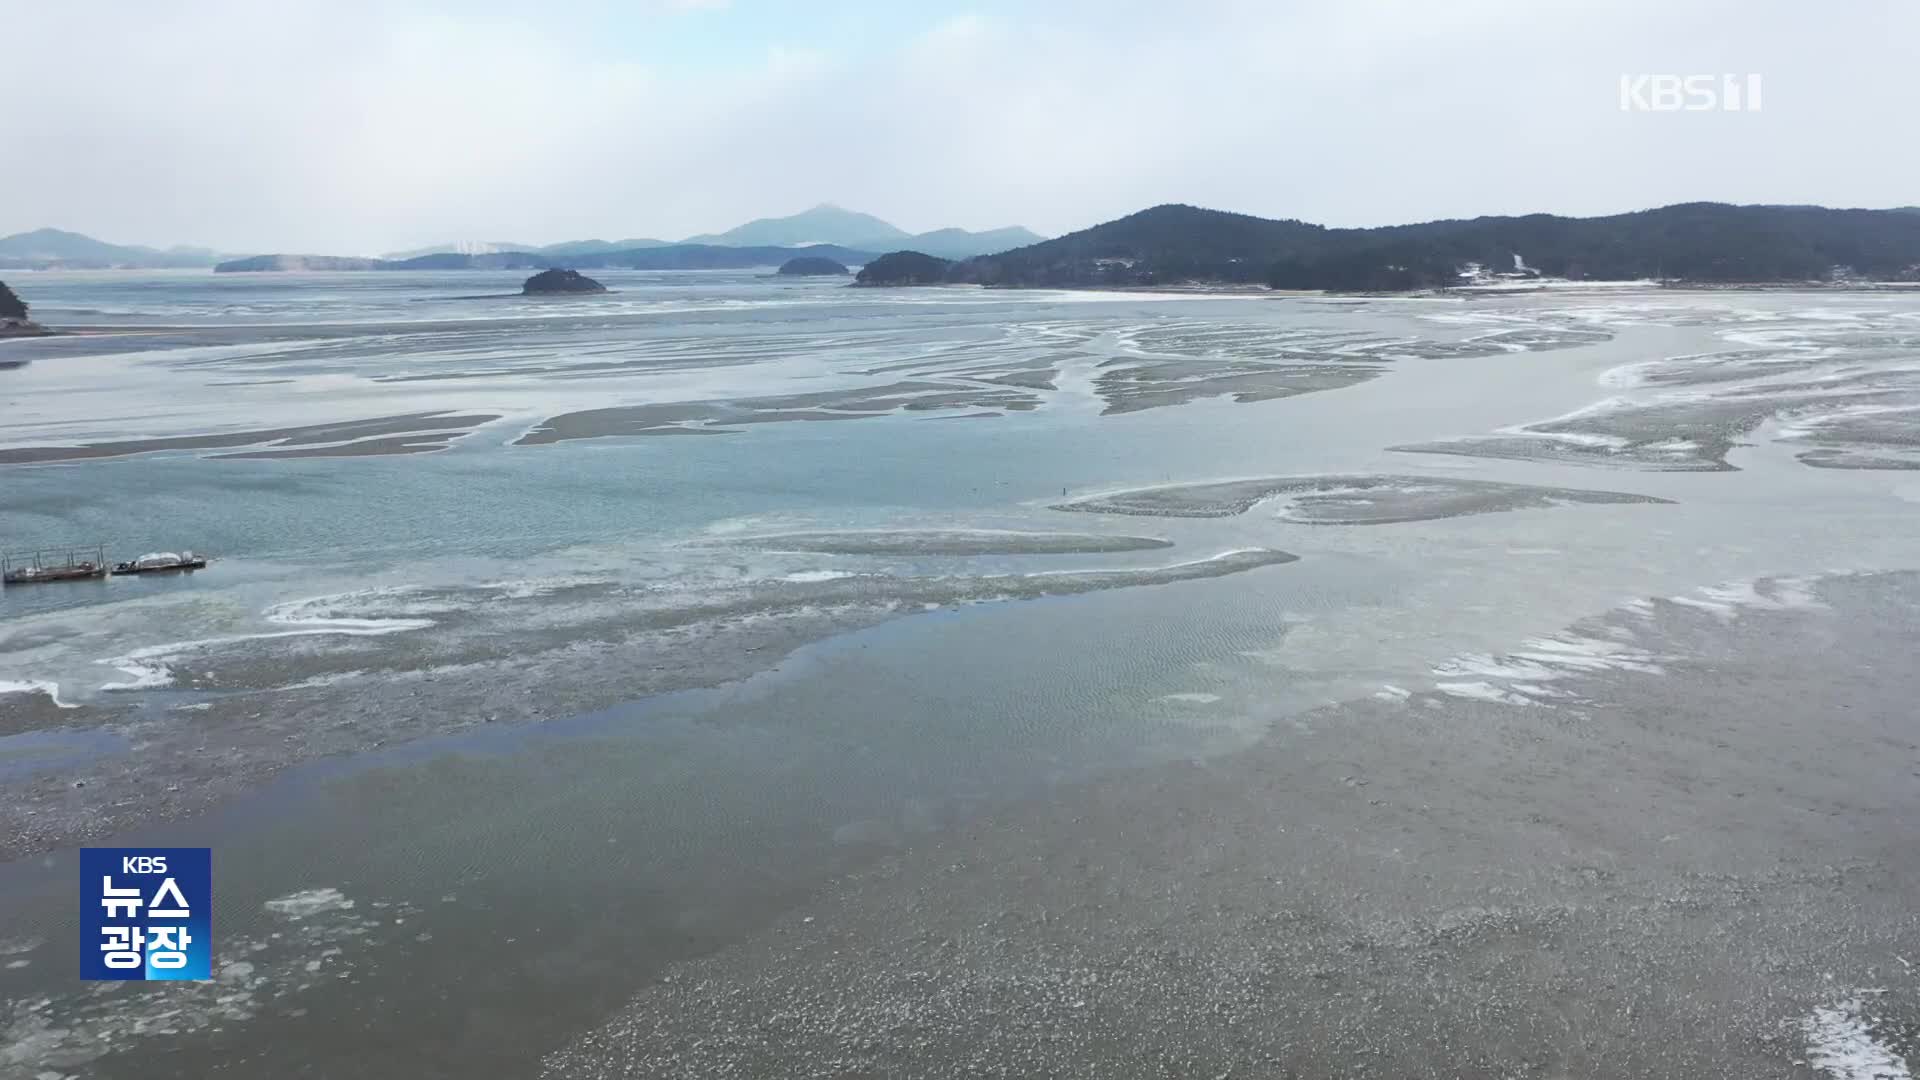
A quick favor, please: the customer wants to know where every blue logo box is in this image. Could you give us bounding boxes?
[80,848,211,981]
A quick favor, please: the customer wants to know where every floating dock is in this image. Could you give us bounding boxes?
[2,544,109,585]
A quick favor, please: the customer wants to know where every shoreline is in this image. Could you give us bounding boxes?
[548,570,1920,1078]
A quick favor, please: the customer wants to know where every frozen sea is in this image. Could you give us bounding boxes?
[3,270,1919,1078]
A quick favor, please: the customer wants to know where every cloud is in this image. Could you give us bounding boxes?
[3,1,1917,252]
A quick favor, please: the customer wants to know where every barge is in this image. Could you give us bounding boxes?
[2,545,109,585]
[2,544,212,585]
[111,551,209,575]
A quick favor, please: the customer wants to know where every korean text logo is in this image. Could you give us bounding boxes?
[80,848,211,980]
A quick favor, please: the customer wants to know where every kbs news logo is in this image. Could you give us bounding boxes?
[1619,74,1762,112]
[80,848,212,980]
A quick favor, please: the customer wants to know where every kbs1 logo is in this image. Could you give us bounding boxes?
[80,848,211,980]
[1620,73,1762,112]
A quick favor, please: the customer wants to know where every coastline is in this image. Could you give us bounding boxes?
[549,571,1920,1079]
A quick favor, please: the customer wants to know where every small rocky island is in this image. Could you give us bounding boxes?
[521,268,607,295]
[852,251,953,287]
[0,279,49,337]
[777,256,849,276]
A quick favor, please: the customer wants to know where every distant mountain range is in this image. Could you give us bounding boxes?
[0,205,1042,272]
[379,237,674,260]
[682,205,907,249]
[18,203,1920,289]
[863,203,1920,290]
[0,228,227,270]
[388,206,1043,262]
[213,205,1044,274]
[214,244,881,274]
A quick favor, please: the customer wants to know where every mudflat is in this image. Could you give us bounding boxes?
[550,572,1920,1079]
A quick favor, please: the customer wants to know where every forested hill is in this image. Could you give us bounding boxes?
[953,203,1920,289]
[958,205,1329,286]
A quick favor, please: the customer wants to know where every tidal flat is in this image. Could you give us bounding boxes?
[698,529,1176,556]
[547,571,1920,1080]
[1054,473,1672,523]
[4,273,1920,1078]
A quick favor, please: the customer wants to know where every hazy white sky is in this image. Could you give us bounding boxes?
[6,0,1917,253]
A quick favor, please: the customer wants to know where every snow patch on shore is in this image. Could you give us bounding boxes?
[266,597,438,634]
[96,647,178,691]
[476,575,614,599]
[1803,996,1911,1080]
[1432,630,1665,707]
[94,593,436,691]
[0,680,78,708]
[1668,576,1823,621]
[1433,680,1539,706]
[1428,576,1821,707]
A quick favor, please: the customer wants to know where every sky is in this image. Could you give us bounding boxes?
[5,0,1918,254]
